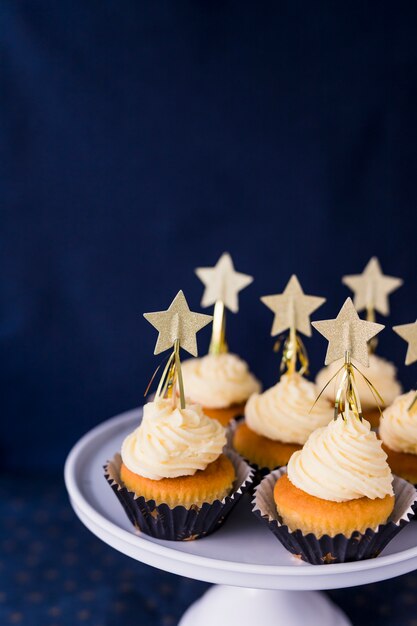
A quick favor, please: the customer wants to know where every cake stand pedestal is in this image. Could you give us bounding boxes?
[178,586,349,626]
[65,408,417,626]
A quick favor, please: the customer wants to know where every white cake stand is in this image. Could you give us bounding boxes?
[64,408,417,626]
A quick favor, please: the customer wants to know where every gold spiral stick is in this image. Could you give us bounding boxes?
[144,291,212,409]
[276,329,309,377]
[334,352,363,420]
[209,300,228,355]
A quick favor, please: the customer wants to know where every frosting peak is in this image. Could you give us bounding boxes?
[315,354,402,411]
[288,413,393,502]
[380,390,417,454]
[245,372,333,445]
[181,353,260,408]
[121,399,226,480]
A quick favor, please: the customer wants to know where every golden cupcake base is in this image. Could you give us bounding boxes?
[273,474,395,538]
[382,444,417,484]
[232,421,301,469]
[363,408,382,429]
[120,454,235,508]
[202,403,246,426]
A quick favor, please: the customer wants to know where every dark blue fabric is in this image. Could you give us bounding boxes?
[2,1,417,473]
[0,474,417,626]
[2,4,417,624]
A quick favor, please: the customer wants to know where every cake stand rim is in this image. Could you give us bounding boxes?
[64,406,417,584]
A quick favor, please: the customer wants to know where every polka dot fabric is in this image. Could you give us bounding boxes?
[1,475,416,625]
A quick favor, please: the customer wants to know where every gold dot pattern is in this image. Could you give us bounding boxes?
[0,476,415,624]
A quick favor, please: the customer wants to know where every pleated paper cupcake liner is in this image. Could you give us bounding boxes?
[252,467,417,565]
[225,418,240,448]
[412,492,417,519]
[104,449,254,541]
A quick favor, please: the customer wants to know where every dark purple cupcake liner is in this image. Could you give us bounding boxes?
[104,449,254,541]
[412,489,417,519]
[252,467,417,565]
[225,417,240,448]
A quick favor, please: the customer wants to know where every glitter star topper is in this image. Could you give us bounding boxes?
[342,257,403,317]
[195,252,253,354]
[261,275,325,338]
[394,319,417,413]
[144,290,212,357]
[312,297,384,367]
[312,298,385,420]
[393,319,417,366]
[144,291,212,408]
[261,275,325,376]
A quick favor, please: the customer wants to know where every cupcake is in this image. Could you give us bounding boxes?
[105,289,254,539]
[181,353,260,426]
[233,372,333,470]
[106,398,253,540]
[120,399,232,505]
[315,353,402,427]
[379,390,417,483]
[253,413,416,564]
[276,414,394,536]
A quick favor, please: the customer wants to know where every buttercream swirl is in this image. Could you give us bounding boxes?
[245,372,333,444]
[181,353,260,408]
[121,399,226,480]
[380,390,417,454]
[315,354,402,410]
[287,413,394,502]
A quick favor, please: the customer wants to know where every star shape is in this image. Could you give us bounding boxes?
[321,552,337,564]
[342,257,403,316]
[195,252,253,313]
[143,290,212,356]
[261,275,325,337]
[311,297,384,366]
[393,320,417,365]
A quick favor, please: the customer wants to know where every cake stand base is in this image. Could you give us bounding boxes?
[179,585,352,626]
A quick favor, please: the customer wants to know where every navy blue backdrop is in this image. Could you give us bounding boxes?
[3,5,417,626]
[2,2,417,474]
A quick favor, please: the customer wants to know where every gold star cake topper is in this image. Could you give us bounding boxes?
[195,252,253,354]
[144,290,212,357]
[144,291,212,408]
[312,297,384,367]
[393,320,417,366]
[394,320,417,413]
[342,257,403,317]
[195,252,253,313]
[261,274,325,337]
[261,275,325,377]
[312,298,385,420]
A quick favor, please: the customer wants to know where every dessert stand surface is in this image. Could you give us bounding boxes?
[65,408,417,626]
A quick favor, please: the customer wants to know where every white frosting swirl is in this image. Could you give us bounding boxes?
[181,353,260,408]
[315,354,402,410]
[121,399,226,480]
[245,373,333,444]
[288,413,393,502]
[380,390,417,454]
